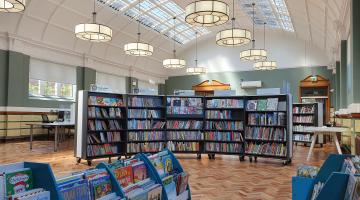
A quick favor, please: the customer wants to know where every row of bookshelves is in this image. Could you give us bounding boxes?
[76,91,292,164]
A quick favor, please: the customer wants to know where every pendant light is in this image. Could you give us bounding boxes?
[0,0,25,12]
[216,0,251,46]
[254,22,277,70]
[163,17,186,69]
[124,0,154,56]
[185,0,230,27]
[240,3,267,61]
[75,0,112,42]
[187,32,207,75]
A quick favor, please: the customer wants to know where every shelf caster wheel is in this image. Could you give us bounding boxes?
[283,160,288,165]
[76,158,81,164]
[117,156,122,160]
[254,157,257,162]
[287,159,292,164]
[87,160,92,166]
[197,154,201,160]
[249,157,253,162]
[211,154,215,159]
[208,154,212,159]
[108,157,112,163]
[239,156,245,162]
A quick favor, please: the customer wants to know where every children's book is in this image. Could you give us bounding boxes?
[266,98,279,111]
[256,100,267,111]
[5,168,33,197]
[149,156,164,177]
[177,172,189,195]
[132,162,148,183]
[97,192,122,200]
[246,100,257,111]
[15,190,50,200]
[147,185,162,200]
[344,174,357,200]
[89,175,112,200]
[0,172,5,200]
[164,181,176,200]
[113,166,133,188]
[162,155,173,175]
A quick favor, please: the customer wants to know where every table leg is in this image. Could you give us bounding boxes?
[334,133,342,154]
[307,133,318,161]
[54,126,58,152]
[29,125,33,150]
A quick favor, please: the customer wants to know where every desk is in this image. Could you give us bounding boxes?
[26,122,75,151]
[304,126,349,161]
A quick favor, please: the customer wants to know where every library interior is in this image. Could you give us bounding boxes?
[0,0,359,199]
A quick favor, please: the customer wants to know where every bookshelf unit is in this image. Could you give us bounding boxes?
[204,96,245,161]
[244,94,293,165]
[292,103,323,145]
[76,91,127,165]
[165,95,204,159]
[126,94,166,155]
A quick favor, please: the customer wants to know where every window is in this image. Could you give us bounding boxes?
[29,79,76,101]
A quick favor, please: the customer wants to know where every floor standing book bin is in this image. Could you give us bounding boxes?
[76,91,127,166]
[244,94,293,165]
[140,149,192,200]
[96,154,161,199]
[292,103,323,145]
[126,94,167,155]
[165,95,204,159]
[204,96,245,161]
[292,154,352,200]
[0,162,62,200]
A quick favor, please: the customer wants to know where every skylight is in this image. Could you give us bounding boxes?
[239,0,294,32]
[97,0,210,44]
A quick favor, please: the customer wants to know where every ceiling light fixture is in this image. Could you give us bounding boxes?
[187,32,207,75]
[0,0,25,13]
[216,0,251,46]
[254,22,277,70]
[240,3,267,61]
[185,0,230,27]
[124,0,154,56]
[163,17,186,69]
[75,0,112,42]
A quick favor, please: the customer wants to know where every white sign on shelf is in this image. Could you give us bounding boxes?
[214,90,236,96]
[174,90,195,96]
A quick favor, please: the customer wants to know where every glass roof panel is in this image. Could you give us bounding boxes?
[97,0,210,44]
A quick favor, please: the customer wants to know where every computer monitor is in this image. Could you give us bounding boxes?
[57,111,65,122]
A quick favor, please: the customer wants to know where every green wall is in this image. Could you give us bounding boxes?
[351,0,360,104]
[76,66,96,91]
[165,66,333,103]
[0,50,8,106]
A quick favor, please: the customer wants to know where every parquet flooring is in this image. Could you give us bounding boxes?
[0,140,336,200]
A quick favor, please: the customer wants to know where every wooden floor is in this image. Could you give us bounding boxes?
[0,140,336,200]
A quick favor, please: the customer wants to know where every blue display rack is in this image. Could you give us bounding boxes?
[0,162,62,200]
[140,149,192,200]
[292,154,353,200]
[97,154,165,199]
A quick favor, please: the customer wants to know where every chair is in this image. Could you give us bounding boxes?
[41,114,54,139]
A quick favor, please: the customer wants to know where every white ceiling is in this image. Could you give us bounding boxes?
[0,0,350,81]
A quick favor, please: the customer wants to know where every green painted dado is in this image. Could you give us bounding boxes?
[351,0,360,104]
[165,66,333,102]
[340,40,347,108]
[336,61,341,110]
[0,50,8,106]
[77,66,96,91]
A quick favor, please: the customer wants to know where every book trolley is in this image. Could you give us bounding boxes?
[292,154,353,200]
[76,91,293,165]
[292,103,323,145]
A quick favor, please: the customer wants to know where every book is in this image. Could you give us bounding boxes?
[113,166,133,188]
[5,168,33,197]
[176,172,189,195]
[97,192,122,200]
[344,174,358,200]
[0,172,5,200]
[162,155,173,175]
[256,99,267,111]
[266,98,278,111]
[146,185,162,200]
[149,156,165,177]
[133,162,148,183]
[246,100,257,111]
[12,190,50,200]
[89,175,112,199]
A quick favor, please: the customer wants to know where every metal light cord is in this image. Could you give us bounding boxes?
[137,0,141,42]
[252,3,255,48]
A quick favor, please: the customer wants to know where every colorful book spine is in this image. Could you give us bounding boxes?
[293,116,314,123]
[167,131,203,140]
[88,132,122,144]
[127,142,164,153]
[205,121,243,130]
[245,142,287,156]
[127,120,165,130]
[205,142,241,153]
[293,105,315,114]
[245,127,287,141]
[128,109,162,119]
[166,120,203,129]
[87,144,118,156]
[205,110,232,119]
[88,96,124,106]
[128,131,165,141]
[128,96,162,107]
[204,132,243,142]
[206,99,244,108]
[247,113,286,126]
[167,141,199,152]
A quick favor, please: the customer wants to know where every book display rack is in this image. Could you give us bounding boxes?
[245,95,293,165]
[292,103,323,145]
[166,96,204,159]
[204,96,245,160]
[77,91,293,165]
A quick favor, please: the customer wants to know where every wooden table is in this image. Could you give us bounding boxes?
[26,122,75,151]
[304,126,349,161]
